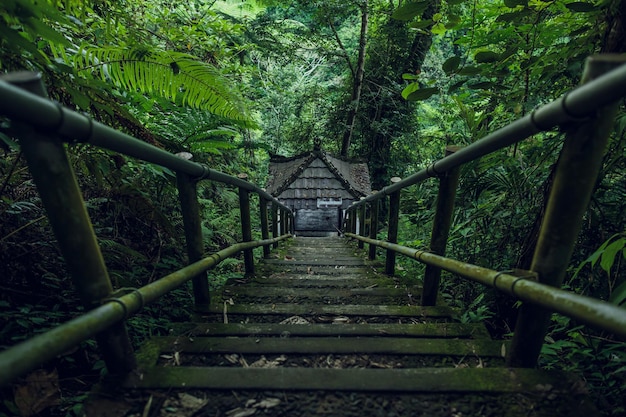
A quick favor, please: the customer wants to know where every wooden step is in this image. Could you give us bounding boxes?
[122,367,583,393]
[146,336,505,357]
[171,322,491,339]
[197,303,457,318]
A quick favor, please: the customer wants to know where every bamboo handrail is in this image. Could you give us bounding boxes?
[345,233,626,340]
[0,235,291,386]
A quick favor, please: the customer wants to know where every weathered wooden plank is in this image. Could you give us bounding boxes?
[198,304,457,318]
[150,336,505,356]
[172,322,490,339]
[124,367,583,393]
[221,287,420,298]
[262,259,366,266]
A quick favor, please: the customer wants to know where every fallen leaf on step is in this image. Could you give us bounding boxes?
[254,398,281,409]
[226,407,257,417]
[160,393,207,416]
[279,316,309,324]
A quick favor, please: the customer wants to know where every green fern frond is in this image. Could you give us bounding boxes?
[73,46,253,123]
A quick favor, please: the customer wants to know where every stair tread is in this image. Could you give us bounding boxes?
[123,367,584,393]
[147,335,505,356]
[197,303,457,317]
[171,322,490,338]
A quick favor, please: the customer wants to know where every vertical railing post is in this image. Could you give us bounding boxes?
[176,169,211,307]
[3,72,135,374]
[271,202,279,248]
[421,146,462,306]
[508,55,626,368]
[350,208,357,234]
[386,178,402,275]
[260,195,270,258]
[237,174,255,276]
[280,208,286,236]
[358,199,366,249]
[368,197,380,260]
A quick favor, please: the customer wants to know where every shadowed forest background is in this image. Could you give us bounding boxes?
[0,0,625,415]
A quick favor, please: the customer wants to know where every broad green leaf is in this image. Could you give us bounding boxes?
[448,80,467,93]
[402,73,420,80]
[496,9,533,22]
[445,14,462,29]
[442,56,462,74]
[458,66,482,75]
[504,0,528,7]
[406,87,439,101]
[475,51,499,63]
[401,82,420,100]
[392,1,430,21]
[469,81,494,89]
[431,22,447,35]
[565,2,597,12]
[600,238,626,275]
[609,281,626,307]
[447,0,465,4]
[410,19,434,29]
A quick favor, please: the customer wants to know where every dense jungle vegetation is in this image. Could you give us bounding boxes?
[0,0,625,415]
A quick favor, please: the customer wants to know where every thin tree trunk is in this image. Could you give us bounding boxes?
[340,1,368,158]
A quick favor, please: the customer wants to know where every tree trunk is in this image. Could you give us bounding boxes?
[340,1,368,158]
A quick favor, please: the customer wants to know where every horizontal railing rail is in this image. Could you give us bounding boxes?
[0,71,295,385]
[343,54,626,368]
[0,235,290,386]
[344,234,626,339]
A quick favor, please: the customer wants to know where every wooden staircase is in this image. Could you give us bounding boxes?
[92,237,596,416]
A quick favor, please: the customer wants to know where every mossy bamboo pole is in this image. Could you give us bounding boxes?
[238,180,255,276]
[271,202,279,248]
[260,196,270,258]
[345,233,626,340]
[3,72,135,375]
[176,171,210,307]
[386,179,401,275]
[358,201,366,249]
[0,235,290,386]
[507,55,626,368]
[368,198,379,260]
[421,147,462,306]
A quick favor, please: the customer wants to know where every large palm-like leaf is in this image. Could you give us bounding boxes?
[73,46,253,123]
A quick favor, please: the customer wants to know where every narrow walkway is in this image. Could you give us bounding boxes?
[91,237,595,416]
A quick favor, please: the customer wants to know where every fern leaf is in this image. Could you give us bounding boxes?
[73,46,254,124]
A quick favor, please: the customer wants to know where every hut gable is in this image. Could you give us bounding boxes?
[266,150,371,235]
[266,151,371,210]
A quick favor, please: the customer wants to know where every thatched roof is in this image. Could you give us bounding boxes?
[266,151,371,199]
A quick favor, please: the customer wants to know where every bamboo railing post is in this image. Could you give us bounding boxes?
[421,146,462,306]
[368,197,380,260]
[237,174,255,276]
[386,178,402,275]
[176,169,211,307]
[271,202,279,248]
[507,55,626,368]
[259,194,270,258]
[3,72,136,374]
[358,199,366,249]
[350,207,358,233]
[279,208,286,236]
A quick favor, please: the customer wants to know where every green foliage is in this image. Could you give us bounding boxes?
[72,46,253,123]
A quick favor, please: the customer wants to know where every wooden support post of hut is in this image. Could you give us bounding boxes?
[266,150,371,237]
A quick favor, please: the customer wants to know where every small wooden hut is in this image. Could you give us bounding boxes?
[266,150,371,236]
